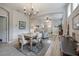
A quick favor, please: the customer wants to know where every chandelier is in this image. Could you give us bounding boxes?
[24,3,39,16]
[44,16,52,28]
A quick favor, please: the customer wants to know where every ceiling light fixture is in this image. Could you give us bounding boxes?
[24,3,39,16]
[44,16,52,28]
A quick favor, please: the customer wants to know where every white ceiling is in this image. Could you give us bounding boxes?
[0,3,68,19]
[0,3,67,13]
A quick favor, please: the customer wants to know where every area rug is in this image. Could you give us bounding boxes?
[16,41,50,56]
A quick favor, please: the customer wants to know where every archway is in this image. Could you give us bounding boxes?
[0,7,9,43]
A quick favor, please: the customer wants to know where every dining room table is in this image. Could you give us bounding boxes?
[24,34,33,50]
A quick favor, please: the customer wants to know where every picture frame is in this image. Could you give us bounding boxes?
[72,13,79,30]
[19,21,26,29]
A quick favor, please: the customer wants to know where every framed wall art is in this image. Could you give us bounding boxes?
[72,13,79,30]
[19,21,26,29]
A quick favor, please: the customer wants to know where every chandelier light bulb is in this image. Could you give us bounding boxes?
[24,7,26,10]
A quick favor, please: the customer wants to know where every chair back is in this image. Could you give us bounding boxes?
[18,34,27,44]
[37,32,42,42]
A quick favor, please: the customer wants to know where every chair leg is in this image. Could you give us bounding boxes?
[21,44,23,50]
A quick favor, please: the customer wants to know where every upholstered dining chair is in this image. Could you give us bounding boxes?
[18,34,29,50]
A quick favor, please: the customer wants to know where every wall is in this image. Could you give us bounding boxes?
[62,5,68,35]
[12,10,29,42]
[0,4,29,43]
[61,5,79,42]
[67,6,79,42]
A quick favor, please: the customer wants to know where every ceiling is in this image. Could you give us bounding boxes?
[0,3,68,19]
[0,3,67,13]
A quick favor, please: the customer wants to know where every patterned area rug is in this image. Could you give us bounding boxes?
[16,40,50,56]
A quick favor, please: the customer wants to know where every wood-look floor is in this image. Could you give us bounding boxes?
[50,35,61,56]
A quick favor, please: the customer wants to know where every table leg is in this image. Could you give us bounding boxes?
[30,38,32,50]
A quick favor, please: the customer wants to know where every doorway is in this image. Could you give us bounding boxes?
[0,16,8,43]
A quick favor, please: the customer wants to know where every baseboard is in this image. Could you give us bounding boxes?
[8,39,18,44]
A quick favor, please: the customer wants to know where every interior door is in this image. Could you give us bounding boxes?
[0,16,7,42]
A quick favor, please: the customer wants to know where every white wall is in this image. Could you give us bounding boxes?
[68,6,79,42]
[12,10,29,41]
[62,5,68,35]
[0,4,29,43]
